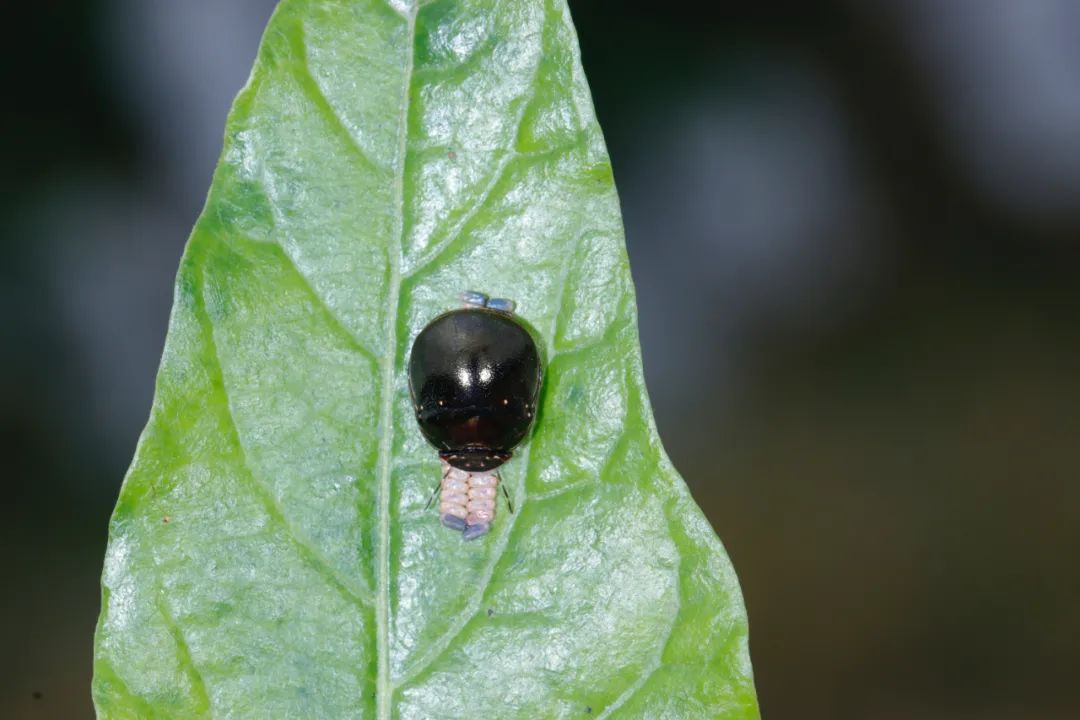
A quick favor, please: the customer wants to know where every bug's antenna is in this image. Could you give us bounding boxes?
[501,482,514,514]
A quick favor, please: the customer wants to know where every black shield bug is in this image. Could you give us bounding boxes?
[408,291,542,540]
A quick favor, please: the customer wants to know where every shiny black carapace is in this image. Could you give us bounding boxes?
[408,292,542,539]
[408,293,542,472]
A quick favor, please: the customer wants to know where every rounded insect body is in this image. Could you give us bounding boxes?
[408,300,542,471]
[408,292,541,540]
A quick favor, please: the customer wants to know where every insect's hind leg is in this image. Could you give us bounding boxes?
[423,481,441,510]
[501,483,514,514]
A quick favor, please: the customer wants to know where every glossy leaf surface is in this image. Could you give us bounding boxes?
[92,0,759,717]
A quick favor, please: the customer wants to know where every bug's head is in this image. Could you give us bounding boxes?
[440,447,511,473]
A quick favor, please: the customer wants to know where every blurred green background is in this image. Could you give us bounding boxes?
[3,1,1079,718]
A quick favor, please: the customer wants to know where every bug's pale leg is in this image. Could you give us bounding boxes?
[439,460,469,531]
[463,470,498,540]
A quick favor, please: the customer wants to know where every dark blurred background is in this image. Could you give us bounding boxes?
[3,0,1079,718]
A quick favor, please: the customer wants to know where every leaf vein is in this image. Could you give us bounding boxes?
[292,29,389,175]
[594,563,682,719]
[386,0,410,20]
[155,590,213,716]
[529,479,595,503]
[195,258,376,611]
[266,239,380,367]
[403,44,549,279]
[375,4,418,718]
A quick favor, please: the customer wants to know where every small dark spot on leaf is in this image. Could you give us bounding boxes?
[32,691,43,700]
[585,706,592,714]
[448,150,457,160]
[487,607,494,617]
[162,516,171,524]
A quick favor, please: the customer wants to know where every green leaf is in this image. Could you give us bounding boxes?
[92,0,759,717]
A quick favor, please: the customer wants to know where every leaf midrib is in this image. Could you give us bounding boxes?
[374,3,416,719]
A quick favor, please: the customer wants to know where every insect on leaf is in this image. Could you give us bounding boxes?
[92,0,760,717]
